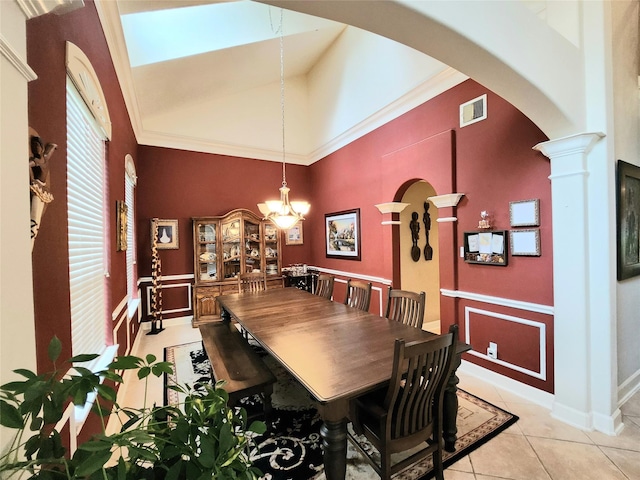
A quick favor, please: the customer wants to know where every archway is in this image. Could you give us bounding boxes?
[397,181,441,333]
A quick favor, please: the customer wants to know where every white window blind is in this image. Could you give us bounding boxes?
[67,80,108,358]
[125,173,136,299]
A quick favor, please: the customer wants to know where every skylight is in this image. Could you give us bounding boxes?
[121,0,340,67]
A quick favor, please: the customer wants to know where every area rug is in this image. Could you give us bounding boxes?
[165,341,518,480]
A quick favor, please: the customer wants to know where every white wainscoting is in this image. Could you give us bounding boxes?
[464,306,547,381]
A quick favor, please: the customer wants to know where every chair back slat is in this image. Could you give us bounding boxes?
[385,288,425,329]
[344,279,372,312]
[238,272,266,293]
[315,274,335,299]
[385,326,456,440]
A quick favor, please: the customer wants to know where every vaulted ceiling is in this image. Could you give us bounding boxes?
[97,0,467,165]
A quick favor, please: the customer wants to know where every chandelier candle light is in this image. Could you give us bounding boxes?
[258,8,310,229]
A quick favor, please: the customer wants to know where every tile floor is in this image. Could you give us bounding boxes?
[114,322,640,479]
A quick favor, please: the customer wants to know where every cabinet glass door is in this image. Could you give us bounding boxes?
[222,217,241,279]
[196,221,217,281]
[244,219,261,273]
[264,222,279,275]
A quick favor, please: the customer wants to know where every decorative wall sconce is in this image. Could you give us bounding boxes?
[374,202,410,225]
[425,193,465,223]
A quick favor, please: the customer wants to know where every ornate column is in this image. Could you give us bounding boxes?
[534,132,621,434]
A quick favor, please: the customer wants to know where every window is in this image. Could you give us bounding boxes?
[66,80,108,359]
[125,155,137,302]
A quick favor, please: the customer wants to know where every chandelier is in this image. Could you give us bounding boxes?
[258,8,310,230]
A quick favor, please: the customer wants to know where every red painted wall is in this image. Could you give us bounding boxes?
[27,1,139,369]
[135,147,313,279]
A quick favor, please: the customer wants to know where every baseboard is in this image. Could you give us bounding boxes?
[458,359,554,409]
[618,368,640,407]
[140,316,193,331]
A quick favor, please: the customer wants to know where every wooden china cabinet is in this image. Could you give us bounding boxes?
[192,209,282,326]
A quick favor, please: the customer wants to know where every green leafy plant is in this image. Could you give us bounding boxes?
[0,337,265,479]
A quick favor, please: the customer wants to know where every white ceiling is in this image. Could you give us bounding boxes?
[97,0,467,165]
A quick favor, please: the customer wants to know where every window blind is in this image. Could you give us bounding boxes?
[125,174,136,299]
[67,81,107,358]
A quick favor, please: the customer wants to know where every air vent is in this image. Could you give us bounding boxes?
[460,94,487,127]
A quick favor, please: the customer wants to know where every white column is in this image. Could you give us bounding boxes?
[535,132,621,434]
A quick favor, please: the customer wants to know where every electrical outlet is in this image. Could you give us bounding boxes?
[487,342,498,359]
[460,246,464,258]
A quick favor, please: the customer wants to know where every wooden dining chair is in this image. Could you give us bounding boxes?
[348,325,458,480]
[314,274,335,300]
[385,287,426,329]
[237,271,266,293]
[344,279,372,312]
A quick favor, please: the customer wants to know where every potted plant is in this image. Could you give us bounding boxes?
[0,337,265,479]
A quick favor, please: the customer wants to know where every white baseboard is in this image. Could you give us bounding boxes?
[140,316,193,331]
[458,359,554,409]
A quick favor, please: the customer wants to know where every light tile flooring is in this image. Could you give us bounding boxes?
[116,323,640,479]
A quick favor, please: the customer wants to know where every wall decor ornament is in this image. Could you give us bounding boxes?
[285,223,303,245]
[510,229,541,256]
[116,200,128,251]
[409,212,420,261]
[616,160,640,280]
[153,219,179,249]
[28,128,57,250]
[423,201,433,260]
[149,218,164,335]
[509,199,540,227]
[463,230,508,266]
[325,208,361,260]
[477,211,491,229]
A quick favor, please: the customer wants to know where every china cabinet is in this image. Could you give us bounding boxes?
[192,209,282,326]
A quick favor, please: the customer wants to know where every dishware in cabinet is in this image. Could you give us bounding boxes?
[194,221,217,282]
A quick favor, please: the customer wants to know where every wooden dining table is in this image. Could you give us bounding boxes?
[215,287,469,480]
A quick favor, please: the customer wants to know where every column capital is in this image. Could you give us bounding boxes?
[533,132,605,159]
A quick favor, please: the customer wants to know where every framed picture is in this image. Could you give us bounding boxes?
[116,200,128,252]
[153,218,179,250]
[510,229,541,256]
[509,199,540,227]
[616,160,640,279]
[463,230,508,266]
[325,208,361,260]
[285,224,303,245]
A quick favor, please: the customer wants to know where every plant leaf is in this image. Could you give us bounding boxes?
[48,336,62,364]
[0,399,24,428]
[69,353,100,363]
[145,353,157,364]
[109,356,142,370]
[137,366,151,380]
[74,448,112,476]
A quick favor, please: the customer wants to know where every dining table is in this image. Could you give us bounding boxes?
[215,287,470,480]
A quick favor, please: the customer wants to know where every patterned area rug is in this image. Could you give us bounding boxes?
[165,341,518,480]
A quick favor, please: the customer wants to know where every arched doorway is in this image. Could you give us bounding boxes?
[397,181,441,333]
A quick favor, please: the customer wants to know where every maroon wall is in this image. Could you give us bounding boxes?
[27,1,139,370]
[307,81,553,391]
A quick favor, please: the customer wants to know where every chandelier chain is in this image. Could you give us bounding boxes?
[279,9,286,187]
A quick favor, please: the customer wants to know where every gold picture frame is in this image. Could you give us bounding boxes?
[116,200,128,251]
[153,218,179,250]
[285,224,303,245]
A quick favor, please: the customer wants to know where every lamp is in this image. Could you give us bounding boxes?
[258,9,310,229]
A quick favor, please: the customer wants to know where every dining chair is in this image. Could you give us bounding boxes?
[384,287,426,329]
[314,274,334,300]
[348,324,458,480]
[344,279,372,312]
[237,271,267,293]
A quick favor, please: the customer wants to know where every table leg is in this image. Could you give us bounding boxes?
[319,419,347,480]
[220,307,231,325]
[443,353,463,452]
